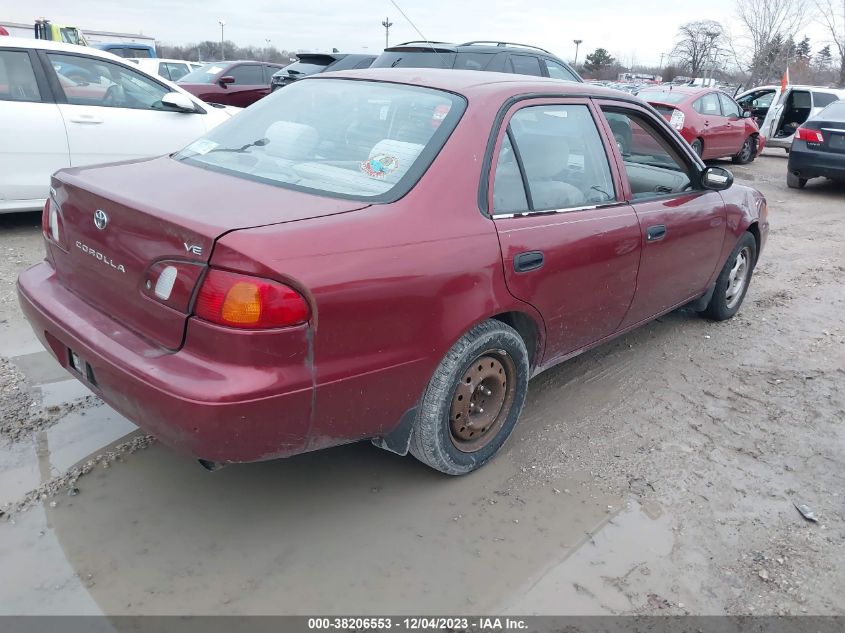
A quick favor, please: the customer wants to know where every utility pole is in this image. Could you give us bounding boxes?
[218,19,225,61]
[265,38,272,62]
[573,39,583,67]
[382,17,393,49]
[659,52,665,71]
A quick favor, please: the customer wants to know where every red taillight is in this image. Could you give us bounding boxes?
[43,197,66,249]
[194,269,309,329]
[796,127,824,143]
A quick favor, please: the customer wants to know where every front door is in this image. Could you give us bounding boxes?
[223,64,269,106]
[487,99,641,361]
[596,103,726,327]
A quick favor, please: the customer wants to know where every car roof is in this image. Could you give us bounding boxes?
[384,41,557,56]
[639,86,716,98]
[310,67,636,101]
[128,57,198,64]
[0,36,133,63]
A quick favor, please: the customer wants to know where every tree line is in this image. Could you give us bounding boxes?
[157,40,297,65]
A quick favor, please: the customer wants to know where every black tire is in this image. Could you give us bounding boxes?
[732,135,756,164]
[691,138,704,157]
[700,232,757,321]
[409,320,530,475]
[786,171,807,189]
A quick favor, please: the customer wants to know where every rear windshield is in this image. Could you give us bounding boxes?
[175,78,466,202]
[818,100,845,120]
[638,90,688,104]
[281,60,332,77]
[179,63,224,83]
[371,51,457,69]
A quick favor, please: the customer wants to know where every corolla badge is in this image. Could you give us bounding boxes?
[93,209,108,230]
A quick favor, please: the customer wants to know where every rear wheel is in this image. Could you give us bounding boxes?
[691,138,704,157]
[732,136,756,164]
[409,320,529,475]
[786,171,807,189]
[700,232,757,321]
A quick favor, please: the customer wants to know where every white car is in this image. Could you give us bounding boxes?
[127,57,205,82]
[736,84,845,150]
[0,38,239,213]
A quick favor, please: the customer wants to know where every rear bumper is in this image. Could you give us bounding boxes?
[17,261,314,463]
[788,143,845,180]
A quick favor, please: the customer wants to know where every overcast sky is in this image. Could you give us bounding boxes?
[3,0,833,66]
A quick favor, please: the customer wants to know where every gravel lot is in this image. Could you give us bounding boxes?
[0,150,843,615]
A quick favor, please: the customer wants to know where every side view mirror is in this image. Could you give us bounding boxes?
[161,91,196,113]
[701,166,734,191]
[742,110,752,118]
[218,75,235,87]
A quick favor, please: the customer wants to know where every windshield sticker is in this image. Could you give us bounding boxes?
[361,154,399,179]
[186,139,218,155]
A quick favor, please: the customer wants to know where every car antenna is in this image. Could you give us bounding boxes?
[389,0,448,67]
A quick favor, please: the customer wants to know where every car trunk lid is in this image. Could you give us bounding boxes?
[49,156,369,350]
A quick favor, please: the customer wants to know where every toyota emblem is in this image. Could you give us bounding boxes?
[93,209,108,230]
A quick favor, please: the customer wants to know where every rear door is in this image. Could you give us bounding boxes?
[487,98,641,361]
[718,92,746,154]
[41,51,209,166]
[0,47,69,209]
[596,102,725,326]
[693,91,729,156]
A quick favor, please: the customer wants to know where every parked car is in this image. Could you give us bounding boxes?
[736,84,845,151]
[93,43,156,59]
[18,69,768,475]
[270,52,375,91]
[128,57,204,82]
[0,37,238,214]
[638,86,762,163]
[178,60,282,106]
[370,40,581,82]
[786,99,845,188]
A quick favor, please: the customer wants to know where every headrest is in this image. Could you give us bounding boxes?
[264,121,318,160]
[518,136,570,179]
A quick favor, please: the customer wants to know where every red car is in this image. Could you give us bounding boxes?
[178,60,283,107]
[18,70,768,475]
[638,86,763,163]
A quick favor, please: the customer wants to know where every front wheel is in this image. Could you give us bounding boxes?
[732,136,756,164]
[409,320,530,475]
[700,233,757,321]
[786,171,807,189]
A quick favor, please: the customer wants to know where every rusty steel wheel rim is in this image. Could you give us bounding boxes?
[449,350,517,453]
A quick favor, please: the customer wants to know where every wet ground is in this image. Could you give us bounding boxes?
[0,151,843,615]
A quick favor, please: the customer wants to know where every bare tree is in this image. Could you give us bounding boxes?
[672,20,724,76]
[816,0,845,86]
[736,0,809,84]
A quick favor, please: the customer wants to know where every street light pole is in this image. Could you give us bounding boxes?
[265,38,271,62]
[381,17,393,49]
[573,39,583,67]
[218,19,226,61]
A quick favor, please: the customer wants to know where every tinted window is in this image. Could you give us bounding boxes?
[48,53,169,110]
[176,79,465,202]
[818,100,845,120]
[544,60,578,82]
[501,104,615,213]
[354,57,375,69]
[509,55,543,77]
[601,107,692,200]
[693,93,721,116]
[371,52,457,69]
[812,92,840,108]
[106,47,152,59]
[283,60,331,77]
[719,93,741,118]
[229,64,264,84]
[454,53,494,71]
[0,50,41,102]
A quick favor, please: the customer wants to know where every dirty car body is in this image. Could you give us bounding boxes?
[17,69,769,474]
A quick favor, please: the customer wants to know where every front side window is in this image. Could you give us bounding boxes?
[492,104,615,214]
[0,50,41,102]
[180,63,223,84]
[719,93,741,118]
[509,55,543,77]
[693,93,721,116]
[228,65,264,85]
[544,60,578,82]
[600,107,693,200]
[48,53,169,110]
[175,78,465,201]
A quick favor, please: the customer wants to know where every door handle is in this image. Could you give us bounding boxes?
[513,251,544,272]
[646,224,667,242]
[68,115,104,124]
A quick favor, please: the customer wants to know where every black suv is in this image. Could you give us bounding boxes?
[371,40,581,82]
[270,52,377,91]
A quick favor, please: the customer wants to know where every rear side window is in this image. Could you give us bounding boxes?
[509,55,543,77]
[454,53,494,71]
[493,104,615,214]
[544,60,578,82]
[0,50,42,102]
[176,78,465,202]
[812,92,840,108]
[229,64,264,84]
[693,93,721,116]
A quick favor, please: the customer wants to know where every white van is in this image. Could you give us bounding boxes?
[736,84,845,150]
[127,58,204,82]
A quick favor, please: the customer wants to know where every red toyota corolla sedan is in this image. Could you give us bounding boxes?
[18,69,769,475]
[637,86,764,163]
